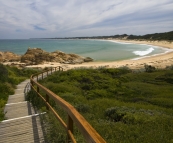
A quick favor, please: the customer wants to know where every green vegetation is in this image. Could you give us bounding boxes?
[37,67,173,143]
[48,30,173,41]
[127,31,173,41]
[0,64,39,121]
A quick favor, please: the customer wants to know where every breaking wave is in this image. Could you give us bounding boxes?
[133,47,154,56]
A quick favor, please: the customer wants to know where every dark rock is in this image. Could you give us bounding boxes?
[84,57,93,62]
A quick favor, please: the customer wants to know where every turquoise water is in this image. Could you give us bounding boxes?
[0,39,168,61]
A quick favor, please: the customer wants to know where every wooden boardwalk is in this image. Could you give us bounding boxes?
[0,67,106,143]
[0,79,46,143]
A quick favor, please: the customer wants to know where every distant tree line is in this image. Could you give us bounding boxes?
[127,31,173,41]
[38,30,173,41]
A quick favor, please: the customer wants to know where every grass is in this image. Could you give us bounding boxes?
[35,67,173,142]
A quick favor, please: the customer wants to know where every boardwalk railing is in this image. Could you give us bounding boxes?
[30,66,106,143]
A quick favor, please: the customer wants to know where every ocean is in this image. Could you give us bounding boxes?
[0,39,169,62]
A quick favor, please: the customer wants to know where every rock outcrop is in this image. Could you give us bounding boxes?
[21,48,93,65]
[84,57,93,62]
[0,51,21,62]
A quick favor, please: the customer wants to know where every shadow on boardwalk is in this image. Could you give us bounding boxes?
[0,79,47,143]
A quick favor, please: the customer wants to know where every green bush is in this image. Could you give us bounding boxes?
[105,107,126,122]
[75,104,90,113]
[166,65,173,70]
[0,64,8,82]
[39,67,173,142]
[144,64,156,72]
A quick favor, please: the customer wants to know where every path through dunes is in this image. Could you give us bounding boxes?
[0,79,46,143]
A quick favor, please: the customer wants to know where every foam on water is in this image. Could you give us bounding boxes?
[133,47,154,56]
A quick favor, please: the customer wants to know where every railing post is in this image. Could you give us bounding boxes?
[37,86,39,93]
[67,115,73,143]
[42,73,43,80]
[51,68,52,74]
[30,79,33,87]
[47,71,48,76]
[46,94,49,110]
[37,75,38,81]
[55,67,57,72]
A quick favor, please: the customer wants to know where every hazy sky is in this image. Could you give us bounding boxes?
[0,0,173,39]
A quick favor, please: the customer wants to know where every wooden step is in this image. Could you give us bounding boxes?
[4,101,37,120]
[7,94,26,104]
[0,115,45,143]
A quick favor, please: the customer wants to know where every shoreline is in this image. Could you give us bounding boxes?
[24,39,173,70]
[105,39,173,61]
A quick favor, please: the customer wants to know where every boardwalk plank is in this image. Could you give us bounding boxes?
[0,79,46,143]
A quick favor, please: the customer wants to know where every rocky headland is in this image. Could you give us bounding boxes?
[0,48,93,66]
[0,51,21,62]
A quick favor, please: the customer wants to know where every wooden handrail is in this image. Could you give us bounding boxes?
[30,66,106,143]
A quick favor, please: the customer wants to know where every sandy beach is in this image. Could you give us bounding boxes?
[26,40,173,70]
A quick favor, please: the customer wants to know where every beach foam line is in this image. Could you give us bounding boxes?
[107,40,173,61]
[133,47,154,56]
[132,49,173,60]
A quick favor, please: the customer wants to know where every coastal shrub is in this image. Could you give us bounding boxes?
[155,71,173,84]
[44,82,81,95]
[39,68,173,142]
[0,64,8,82]
[0,82,14,100]
[100,67,131,78]
[105,107,126,122]
[0,76,14,121]
[0,99,6,120]
[86,89,113,100]
[166,65,173,70]
[144,64,156,72]
[8,76,26,85]
[0,109,5,121]
[149,98,173,108]
[26,90,46,109]
[26,90,37,106]
[75,104,90,113]
[105,106,163,125]
[6,66,39,78]
[40,112,67,143]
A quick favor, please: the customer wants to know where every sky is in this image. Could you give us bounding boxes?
[0,0,173,39]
